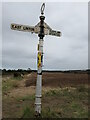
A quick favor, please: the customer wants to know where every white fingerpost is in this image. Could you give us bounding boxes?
[35,38,44,115]
[10,2,61,117]
[35,8,45,115]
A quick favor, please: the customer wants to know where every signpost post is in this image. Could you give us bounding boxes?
[11,3,61,117]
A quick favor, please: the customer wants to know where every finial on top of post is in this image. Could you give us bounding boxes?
[41,3,45,15]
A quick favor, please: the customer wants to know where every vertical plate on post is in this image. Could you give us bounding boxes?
[38,52,42,68]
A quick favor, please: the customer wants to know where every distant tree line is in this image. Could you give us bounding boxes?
[42,69,89,74]
[0,68,89,76]
[1,68,32,75]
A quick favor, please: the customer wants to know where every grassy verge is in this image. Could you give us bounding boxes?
[41,86,88,118]
[2,84,88,118]
[20,86,88,118]
[2,76,23,94]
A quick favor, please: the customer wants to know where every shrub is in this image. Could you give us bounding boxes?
[13,72,21,77]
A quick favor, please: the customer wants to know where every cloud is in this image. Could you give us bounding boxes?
[2,2,88,70]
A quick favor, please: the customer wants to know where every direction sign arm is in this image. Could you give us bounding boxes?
[49,29,62,37]
[11,23,35,33]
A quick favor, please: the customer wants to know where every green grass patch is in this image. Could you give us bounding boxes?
[76,85,88,93]
[44,88,76,98]
[16,95,35,102]
[42,86,88,118]
[2,78,20,93]
[42,107,61,118]
[21,106,34,118]
[2,75,24,94]
[21,106,61,118]
[12,76,23,81]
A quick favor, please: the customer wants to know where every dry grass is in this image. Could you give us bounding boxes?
[2,72,89,118]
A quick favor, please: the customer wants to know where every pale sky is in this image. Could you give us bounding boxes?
[2,2,88,70]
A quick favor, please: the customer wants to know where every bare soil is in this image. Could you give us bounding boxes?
[25,72,88,87]
[3,72,88,98]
